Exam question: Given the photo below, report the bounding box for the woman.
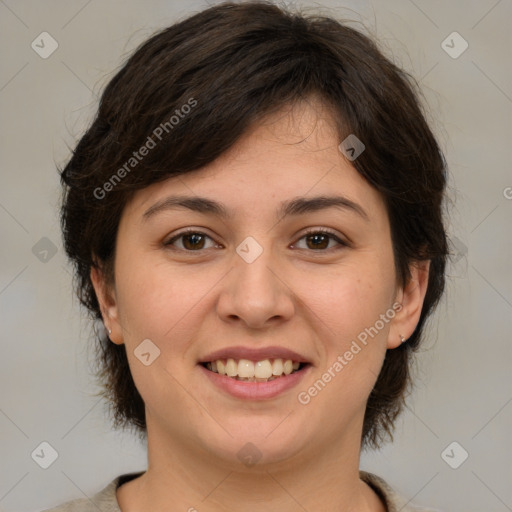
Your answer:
[47,1,447,510]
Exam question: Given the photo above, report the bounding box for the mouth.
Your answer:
[201,358,308,382]
[198,346,312,400]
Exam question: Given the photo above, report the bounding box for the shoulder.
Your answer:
[40,472,144,512]
[360,471,443,512]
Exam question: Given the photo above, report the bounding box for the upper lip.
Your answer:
[199,346,310,364]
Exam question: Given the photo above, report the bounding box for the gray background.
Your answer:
[0,1,511,511]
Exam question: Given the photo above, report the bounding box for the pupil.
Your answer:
[184,233,204,250]
[308,234,328,250]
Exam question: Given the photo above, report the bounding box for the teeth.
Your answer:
[272,359,283,375]
[238,359,254,378]
[225,358,238,377]
[205,358,302,380]
[255,360,273,379]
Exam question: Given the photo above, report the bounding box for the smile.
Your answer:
[202,358,304,382]
[199,359,311,400]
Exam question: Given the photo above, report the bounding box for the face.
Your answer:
[92,99,428,470]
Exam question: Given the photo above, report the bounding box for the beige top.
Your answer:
[41,471,439,511]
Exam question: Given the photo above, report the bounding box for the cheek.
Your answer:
[294,256,395,345]
[292,256,394,406]
[112,255,213,419]
[114,252,222,355]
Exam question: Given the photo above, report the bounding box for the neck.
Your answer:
[117,419,385,512]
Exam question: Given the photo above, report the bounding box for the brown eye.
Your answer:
[293,229,347,251]
[165,230,217,251]
[305,233,330,250]
[181,233,206,250]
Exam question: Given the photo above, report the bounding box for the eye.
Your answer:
[164,229,219,251]
[292,228,348,251]
[164,227,348,253]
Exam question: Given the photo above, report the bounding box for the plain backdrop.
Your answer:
[0,1,511,511]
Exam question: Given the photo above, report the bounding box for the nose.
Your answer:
[216,242,295,329]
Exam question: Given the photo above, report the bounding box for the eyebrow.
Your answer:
[142,194,370,222]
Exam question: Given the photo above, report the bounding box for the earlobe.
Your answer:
[387,260,430,349]
[90,265,123,345]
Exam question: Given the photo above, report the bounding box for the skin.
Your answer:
[91,98,430,512]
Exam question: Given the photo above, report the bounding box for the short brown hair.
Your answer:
[60,1,448,449]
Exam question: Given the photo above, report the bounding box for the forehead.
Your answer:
[124,100,386,222]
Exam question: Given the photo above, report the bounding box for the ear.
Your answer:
[90,265,124,345]
[387,260,430,349]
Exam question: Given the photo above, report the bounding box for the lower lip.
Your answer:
[199,364,310,400]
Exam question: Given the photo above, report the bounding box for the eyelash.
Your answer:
[164,227,348,253]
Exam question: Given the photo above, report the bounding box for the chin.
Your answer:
[196,417,311,470]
